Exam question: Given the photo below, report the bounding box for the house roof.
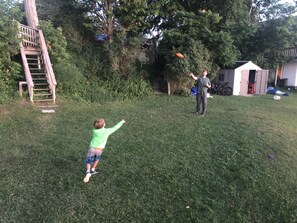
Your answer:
[222,61,262,70]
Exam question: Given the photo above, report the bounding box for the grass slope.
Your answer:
[1,94,297,222]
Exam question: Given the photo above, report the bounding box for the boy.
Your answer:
[189,69,211,116]
[83,118,126,183]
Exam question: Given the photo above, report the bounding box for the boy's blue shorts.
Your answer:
[84,148,103,165]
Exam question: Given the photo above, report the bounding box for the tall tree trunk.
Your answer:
[106,0,114,43]
[24,0,39,29]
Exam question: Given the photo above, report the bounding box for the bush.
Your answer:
[85,82,110,103]
[54,60,152,102]
[38,20,70,63]
[53,60,88,101]
[104,73,152,100]
[0,1,22,103]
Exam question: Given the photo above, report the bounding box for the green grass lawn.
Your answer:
[1,94,297,222]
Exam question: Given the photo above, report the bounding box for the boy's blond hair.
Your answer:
[94,118,105,129]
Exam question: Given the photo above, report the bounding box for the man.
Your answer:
[189,69,211,116]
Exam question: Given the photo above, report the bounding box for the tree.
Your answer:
[158,0,297,73]
[0,0,22,102]
[25,0,297,90]
[78,0,118,43]
[24,0,39,28]
[157,1,242,77]
[243,16,297,68]
[240,0,297,68]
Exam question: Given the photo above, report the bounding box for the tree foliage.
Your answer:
[36,0,297,72]
[157,0,297,77]
[1,0,297,101]
[243,16,297,68]
[0,0,22,103]
[158,2,241,87]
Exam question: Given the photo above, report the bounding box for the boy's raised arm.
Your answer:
[107,120,126,135]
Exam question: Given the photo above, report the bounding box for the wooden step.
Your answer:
[34,101,57,110]
[24,51,42,55]
[151,78,165,95]
[32,74,47,77]
[32,78,47,80]
[34,88,50,91]
[35,104,58,108]
[34,93,52,96]
[26,55,43,61]
[26,57,41,60]
[24,46,40,51]
[33,82,48,86]
[31,73,46,76]
[30,68,45,71]
[33,85,50,91]
[34,99,54,103]
[28,61,44,64]
[35,102,57,112]
[27,59,43,62]
[29,64,44,67]
[33,82,49,86]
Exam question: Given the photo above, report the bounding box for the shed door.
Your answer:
[255,70,269,94]
[240,70,249,96]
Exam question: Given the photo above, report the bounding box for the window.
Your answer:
[218,73,224,82]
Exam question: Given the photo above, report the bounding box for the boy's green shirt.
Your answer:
[89,120,125,149]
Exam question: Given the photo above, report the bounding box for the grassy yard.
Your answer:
[1,94,297,222]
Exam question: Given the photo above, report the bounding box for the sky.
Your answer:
[279,0,296,4]
[279,0,297,15]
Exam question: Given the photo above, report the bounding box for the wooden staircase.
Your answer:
[151,77,166,95]
[19,24,57,110]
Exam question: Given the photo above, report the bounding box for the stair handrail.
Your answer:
[19,42,34,102]
[18,24,35,102]
[18,24,39,48]
[38,29,57,102]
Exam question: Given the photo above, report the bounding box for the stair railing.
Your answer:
[38,30,57,102]
[19,42,34,102]
[19,24,39,48]
[18,24,39,102]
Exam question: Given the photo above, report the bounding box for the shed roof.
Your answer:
[222,61,262,70]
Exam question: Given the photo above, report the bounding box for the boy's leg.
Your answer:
[86,163,91,173]
[92,160,100,170]
[91,157,100,174]
[84,167,92,183]
[84,158,92,183]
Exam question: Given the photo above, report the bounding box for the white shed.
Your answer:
[217,61,269,96]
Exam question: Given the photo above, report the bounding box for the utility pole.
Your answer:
[24,0,39,29]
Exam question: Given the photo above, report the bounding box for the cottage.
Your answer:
[216,61,269,96]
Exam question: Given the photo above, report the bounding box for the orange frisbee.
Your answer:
[175,52,184,59]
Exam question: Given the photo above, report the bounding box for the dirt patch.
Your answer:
[0,107,12,119]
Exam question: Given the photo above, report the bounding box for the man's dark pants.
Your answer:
[196,92,207,114]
